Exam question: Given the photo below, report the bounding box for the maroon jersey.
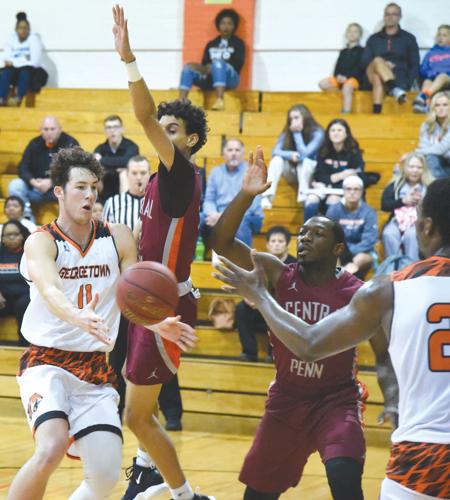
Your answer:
[139,146,201,282]
[271,263,363,394]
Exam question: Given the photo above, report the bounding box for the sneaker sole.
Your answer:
[134,482,169,499]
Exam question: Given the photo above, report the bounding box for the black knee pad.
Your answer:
[325,457,364,500]
[243,486,280,500]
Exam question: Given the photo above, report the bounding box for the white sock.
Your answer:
[170,480,194,499]
[136,448,155,468]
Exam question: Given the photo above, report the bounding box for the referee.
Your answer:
[106,155,184,430]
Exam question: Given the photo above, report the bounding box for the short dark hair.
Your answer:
[104,114,123,125]
[266,225,291,244]
[422,177,450,245]
[16,12,30,29]
[157,99,208,155]
[127,155,150,169]
[1,220,31,245]
[50,146,104,188]
[5,195,25,211]
[385,2,402,16]
[215,8,240,31]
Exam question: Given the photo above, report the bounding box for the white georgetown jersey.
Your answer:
[389,256,450,445]
[20,220,121,352]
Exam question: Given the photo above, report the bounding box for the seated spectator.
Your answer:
[236,225,296,362]
[8,116,79,219]
[2,196,36,233]
[0,220,31,346]
[94,115,139,201]
[103,155,150,230]
[381,153,433,261]
[261,104,324,209]
[326,175,378,278]
[416,91,450,178]
[92,201,104,221]
[0,12,44,106]
[318,23,364,113]
[362,2,419,113]
[304,118,365,220]
[179,9,244,111]
[413,25,450,113]
[201,139,263,257]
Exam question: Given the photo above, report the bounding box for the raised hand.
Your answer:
[74,293,111,345]
[112,5,134,63]
[149,316,198,352]
[242,146,271,196]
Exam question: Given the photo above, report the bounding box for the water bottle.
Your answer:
[195,237,205,261]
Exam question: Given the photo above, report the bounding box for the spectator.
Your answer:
[261,104,324,209]
[381,153,433,261]
[326,175,378,278]
[416,91,450,178]
[362,2,419,113]
[413,25,450,113]
[304,118,365,220]
[94,114,139,201]
[0,12,43,106]
[8,116,78,219]
[2,196,36,233]
[92,201,104,221]
[0,220,31,346]
[201,139,263,256]
[103,155,150,229]
[236,225,296,362]
[179,8,245,111]
[318,23,364,113]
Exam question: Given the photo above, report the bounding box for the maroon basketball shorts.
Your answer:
[125,292,197,386]
[240,381,366,494]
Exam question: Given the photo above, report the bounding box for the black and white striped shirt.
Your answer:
[102,191,144,231]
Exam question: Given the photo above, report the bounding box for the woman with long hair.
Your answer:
[0,220,31,345]
[261,104,324,209]
[416,91,450,178]
[381,152,434,261]
[304,118,365,219]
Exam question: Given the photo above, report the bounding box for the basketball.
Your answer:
[116,261,179,325]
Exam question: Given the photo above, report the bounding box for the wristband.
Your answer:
[125,59,141,83]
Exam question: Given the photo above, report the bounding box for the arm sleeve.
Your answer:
[313,159,331,185]
[419,51,432,80]
[381,183,403,212]
[202,169,219,215]
[351,149,365,172]
[231,37,245,73]
[334,50,344,76]
[350,208,378,254]
[18,143,34,185]
[361,39,374,69]
[272,134,295,160]
[201,41,212,66]
[418,128,450,156]
[406,35,420,88]
[296,128,324,160]
[29,34,43,67]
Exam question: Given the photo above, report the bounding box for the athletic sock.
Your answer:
[136,448,155,468]
[169,480,194,499]
[373,104,382,114]
[385,79,395,92]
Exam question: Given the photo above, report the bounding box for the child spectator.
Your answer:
[318,23,364,113]
[304,119,365,220]
[0,12,44,106]
[381,153,433,262]
[0,220,31,345]
[413,25,450,113]
[261,104,324,209]
[2,196,36,233]
[326,175,378,279]
[179,9,245,111]
[416,91,450,178]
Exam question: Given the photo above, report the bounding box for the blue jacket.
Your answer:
[272,128,324,161]
[326,201,378,254]
[419,44,450,80]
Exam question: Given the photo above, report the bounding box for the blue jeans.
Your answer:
[200,212,262,248]
[0,67,32,100]
[179,60,240,90]
[425,154,450,178]
[8,178,56,206]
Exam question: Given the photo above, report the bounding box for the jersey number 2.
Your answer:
[427,303,450,372]
[77,284,92,309]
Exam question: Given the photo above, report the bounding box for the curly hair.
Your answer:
[50,146,103,188]
[422,177,450,245]
[319,118,361,159]
[157,99,209,155]
[215,8,240,32]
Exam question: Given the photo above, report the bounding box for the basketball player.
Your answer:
[214,161,450,499]
[7,146,196,500]
[210,148,398,499]
[112,6,214,500]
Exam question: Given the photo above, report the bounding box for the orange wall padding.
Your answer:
[182,0,256,89]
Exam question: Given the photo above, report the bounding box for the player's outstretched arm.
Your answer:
[149,316,198,352]
[112,5,175,169]
[214,252,393,360]
[24,232,110,344]
[211,147,283,284]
